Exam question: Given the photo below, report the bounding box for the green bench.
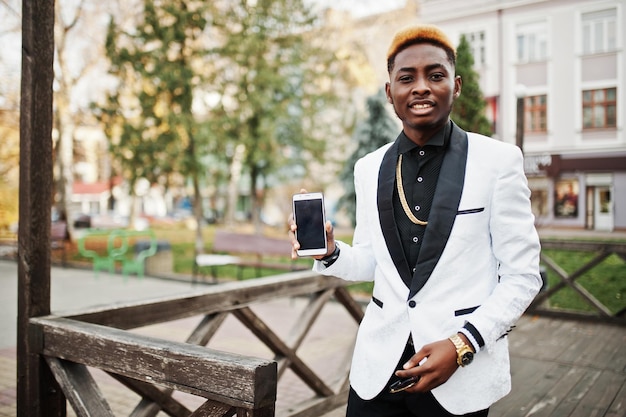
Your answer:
[78,229,157,278]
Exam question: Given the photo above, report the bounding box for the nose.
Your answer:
[412,75,430,95]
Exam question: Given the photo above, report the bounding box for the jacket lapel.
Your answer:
[377,139,413,287]
[409,123,468,298]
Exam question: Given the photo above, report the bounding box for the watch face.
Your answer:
[461,351,474,366]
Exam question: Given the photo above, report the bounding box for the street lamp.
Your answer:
[515,84,527,153]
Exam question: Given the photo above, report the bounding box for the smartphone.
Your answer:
[292,192,328,257]
[389,357,427,393]
[389,376,419,394]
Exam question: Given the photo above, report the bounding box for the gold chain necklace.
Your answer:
[396,154,428,226]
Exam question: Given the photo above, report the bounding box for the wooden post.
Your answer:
[17,1,65,416]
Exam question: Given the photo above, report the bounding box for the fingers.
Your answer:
[287,214,299,259]
[325,220,335,251]
[395,339,459,393]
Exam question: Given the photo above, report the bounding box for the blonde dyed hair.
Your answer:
[386,24,457,72]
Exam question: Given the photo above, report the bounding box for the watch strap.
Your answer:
[320,245,340,267]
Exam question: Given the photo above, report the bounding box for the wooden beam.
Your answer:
[17,0,62,416]
[233,307,333,397]
[46,358,115,417]
[31,317,277,409]
[64,272,348,329]
[109,373,191,416]
[126,312,230,417]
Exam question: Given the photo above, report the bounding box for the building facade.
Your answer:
[416,0,625,231]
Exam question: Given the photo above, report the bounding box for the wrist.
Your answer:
[319,244,340,267]
[449,333,474,367]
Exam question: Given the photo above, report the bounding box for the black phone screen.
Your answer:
[294,198,326,250]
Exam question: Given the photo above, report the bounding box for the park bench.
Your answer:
[193,230,308,282]
[50,221,69,267]
[78,229,127,276]
[77,229,158,278]
[116,229,158,278]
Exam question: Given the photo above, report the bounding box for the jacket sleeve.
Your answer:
[313,156,377,282]
[466,144,542,352]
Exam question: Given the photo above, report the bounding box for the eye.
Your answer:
[430,73,445,81]
[398,75,413,83]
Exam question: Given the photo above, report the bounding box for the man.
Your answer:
[290,24,541,417]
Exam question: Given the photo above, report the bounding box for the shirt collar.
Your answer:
[397,120,451,155]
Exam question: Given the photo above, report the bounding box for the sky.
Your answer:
[310,0,406,17]
[0,0,408,106]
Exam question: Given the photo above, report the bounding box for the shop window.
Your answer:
[582,87,617,129]
[524,95,547,133]
[582,8,617,55]
[554,179,579,218]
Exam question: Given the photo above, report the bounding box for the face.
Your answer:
[385,43,461,145]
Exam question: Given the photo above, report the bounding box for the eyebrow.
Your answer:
[396,63,448,74]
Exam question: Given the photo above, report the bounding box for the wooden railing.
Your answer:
[529,239,626,325]
[31,271,363,416]
[29,240,624,415]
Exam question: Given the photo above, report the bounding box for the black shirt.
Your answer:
[392,121,451,273]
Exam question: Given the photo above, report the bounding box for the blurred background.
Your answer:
[1,0,624,243]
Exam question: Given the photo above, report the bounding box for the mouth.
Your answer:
[409,101,434,111]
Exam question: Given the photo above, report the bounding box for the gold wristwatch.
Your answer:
[449,334,474,367]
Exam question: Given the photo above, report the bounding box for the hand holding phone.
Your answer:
[292,192,328,257]
[389,357,427,393]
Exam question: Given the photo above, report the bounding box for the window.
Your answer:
[524,95,547,132]
[582,8,617,55]
[463,30,486,66]
[582,88,617,129]
[516,21,547,63]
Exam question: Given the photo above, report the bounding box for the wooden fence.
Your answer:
[30,271,363,416]
[22,239,626,416]
[529,239,626,325]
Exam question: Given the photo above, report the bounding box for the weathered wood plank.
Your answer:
[17,0,61,415]
[45,357,115,417]
[64,272,347,329]
[491,314,626,417]
[275,291,333,379]
[548,368,603,417]
[492,357,564,416]
[234,307,334,397]
[187,312,230,346]
[126,312,230,417]
[605,381,626,417]
[31,317,277,409]
[188,400,233,417]
[559,322,622,368]
[567,370,625,417]
[110,373,191,417]
[333,287,365,324]
[279,389,348,417]
[540,240,626,254]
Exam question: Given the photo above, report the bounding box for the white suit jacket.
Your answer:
[314,122,542,415]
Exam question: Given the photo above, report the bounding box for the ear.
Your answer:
[385,82,393,103]
[453,75,462,99]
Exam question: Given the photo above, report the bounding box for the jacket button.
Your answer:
[408,300,416,308]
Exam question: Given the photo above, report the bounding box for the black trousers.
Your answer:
[346,340,489,417]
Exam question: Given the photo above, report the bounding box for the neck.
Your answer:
[403,119,450,147]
